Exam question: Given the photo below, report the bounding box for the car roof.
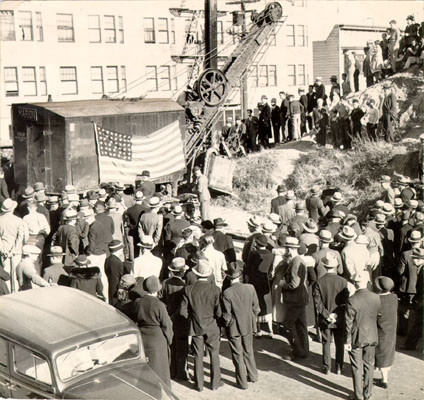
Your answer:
[0,287,137,353]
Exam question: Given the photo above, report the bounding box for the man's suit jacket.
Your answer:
[222,282,260,337]
[139,181,156,199]
[271,195,286,214]
[164,218,190,245]
[0,178,9,206]
[271,105,281,126]
[398,249,419,294]
[280,99,289,122]
[259,103,271,128]
[161,276,189,334]
[382,92,397,118]
[95,212,114,245]
[105,254,124,305]
[87,220,107,255]
[245,116,259,139]
[306,196,326,223]
[281,255,309,306]
[180,280,222,336]
[345,288,382,348]
[125,203,148,232]
[138,210,163,245]
[213,230,236,263]
[52,224,80,266]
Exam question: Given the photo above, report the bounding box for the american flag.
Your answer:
[93,120,185,184]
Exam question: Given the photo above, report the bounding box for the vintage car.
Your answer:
[0,286,178,399]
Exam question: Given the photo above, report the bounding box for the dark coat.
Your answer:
[280,98,289,122]
[52,224,80,266]
[281,255,309,306]
[104,254,124,305]
[0,178,9,206]
[271,105,281,126]
[69,267,105,299]
[306,196,326,223]
[313,272,348,329]
[242,232,262,264]
[398,249,419,293]
[382,92,397,118]
[185,270,215,285]
[259,103,272,128]
[164,218,190,245]
[213,230,236,263]
[42,263,69,285]
[95,213,114,246]
[161,276,189,335]
[271,195,286,215]
[180,280,222,336]
[376,293,398,368]
[139,181,156,199]
[245,116,259,140]
[125,203,148,234]
[345,288,382,348]
[0,263,10,296]
[222,282,260,337]
[87,220,107,255]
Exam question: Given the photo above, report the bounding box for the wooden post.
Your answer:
[204,0,218,70]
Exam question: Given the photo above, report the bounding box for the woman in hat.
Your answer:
[374,276,398,389]
[69,256,105,301]
[133,275,173,387]
[115,274,137,316]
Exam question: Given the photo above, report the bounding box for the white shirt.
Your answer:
[202,246,227,287]
[23,211,50,236]
[133,251,162,279]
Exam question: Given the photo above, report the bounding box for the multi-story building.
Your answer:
[0,0,312,146]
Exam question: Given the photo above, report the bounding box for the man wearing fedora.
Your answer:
[213,218,236,263]
[324,210,344,238]
[313,253,349,375]
[330,192,349,217]
[278,190,296,228]
[138,197,163,247]
[161,257,190,381]
[104,240,126,306]
[137,170,156,199]
[42,246,68,285]
[222,261,260,390]
[289,201,309,238]
[16,186,35,218]
[106,198,124,243]
[180,260,224,392]
[164,205,190,247]
[279,237,309,360]
[340,226,368,283]
[313,230,343,278]
[53,208,80,268]
[398,176,415,204]
[299,218,320,255]
[271,184,286,215]
[345,273,382,400]
[134,236,162,279]
[381,82,397,142]
[0,198,26,292]
[380,175,395,205]
[193,166,211,222]
[242,216,263,264]
[16,245,51,291]
[306,185,326,223]
[200,234,227,288]
[94,201,114,251]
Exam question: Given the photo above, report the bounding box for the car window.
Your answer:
[56,333,140,381]
[0,337,8,370]
[13,344,52,386]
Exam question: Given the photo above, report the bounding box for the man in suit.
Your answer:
[180,260,224,392]
[258,95,272,149]
[314,77,326,104]
[164,205,190,246]
[345,273,382,400]
[306,185,326,223]
[313,253,349,375]
[94,201,114,253]
[279,91,289,142]
[381,82,397,142]
[380,175,395,205]
[136,170,156,199]
[104,240,126,306]
[271,184,286,214]
[212,218,236,263]
[280,237,310,360]
[222,261,260,389]
[138,197,163,247]
[244,109,259,153]
[270,98,281,145]
[193,166,211,222]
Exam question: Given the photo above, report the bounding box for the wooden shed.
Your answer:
[11,99,186,192]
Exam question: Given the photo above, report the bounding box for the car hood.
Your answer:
[62,362,177,400]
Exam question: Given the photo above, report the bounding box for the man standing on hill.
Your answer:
[193,166,211,222]
[381,82,398,142]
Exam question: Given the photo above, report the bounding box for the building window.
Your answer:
[91,66,104,94]
[297,64,306,86]
[287,64,296,86]
[269,65,277,86]
[172,65,178,91]
[18,11,33,41]
[170,18,175,44]
[105,66,119,93]
[22,67,37,96]
[144,17,155,43]
[217,20,224,44]
[0,11,15,41]
[146,65,158,91]
[104,15,116,43]
[35,12,43,41]
[159,65,171,91]
[118,16,124,43]
[88,15,101,43]
[57,14,74,42]
[120,66,127,92]
[297,25,307,47]
[267,32,276,46]
[286,24,295,47]
[39,66,47,96]
[60,66,78,94]
[158,18,169,44]
[258,65,268,87]
[4,67,19,96]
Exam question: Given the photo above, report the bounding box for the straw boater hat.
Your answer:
[375,276,394,293]
[68,193,79,203]
[375,200,384,209]
[192,259,213,277]
[120,274,136,290]
[381,203,394,215]
[65,184,76,194]
[1,198,17,213]
[106,197,117,209]
[262,221,275,234]
[98,188,107,200]
[149,197,160,208]
[134,191,144,201]
[47,246,65,257]
[74,255,90,267]
[47,196,59,205]
[114,182,125,191]
[311,185,320,195]
[319,230,333,243]
[331,192,343,203]
[282,237,300,248]
[339,226,357,241]
[83,208,95,218]
[108,240,124,252]
[226,260,244,279]
[34,182,45,192]
[321,253,338,269]
[22,245,41,255]
[302,218,318,234]
[63,208,78,220]
[22,186,35,199]
[409,199,418,209]
[296,201,306,211]
[408,230,422,243]
[138,236,154,249]
[168,257,189,273]
[143,276,162,293]
[375,214,386,226]
[398,176,411,185]
[268,213,281,225]
[172,205,183,216]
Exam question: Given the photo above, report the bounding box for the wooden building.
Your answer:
[313,24,387,88]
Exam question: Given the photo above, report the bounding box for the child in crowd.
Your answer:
[365,99,379,141]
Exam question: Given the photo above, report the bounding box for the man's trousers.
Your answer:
[348,344,375,400]
[228,333,258,388]
[321,327,344,370]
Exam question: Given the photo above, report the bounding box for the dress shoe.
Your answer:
[335,365,343,375]
[212,380,225,390]
[237,383,248,390]
[282,354,295,361]
[247,377,258,383]
[195,386,203,392]
[374,379,388,389]
[347,394,363,400]
[321,367,329,375]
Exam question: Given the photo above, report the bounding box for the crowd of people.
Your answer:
[0,158,422,399]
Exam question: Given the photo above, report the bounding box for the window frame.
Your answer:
[268,65,277,87]
[120,65,127,92]
[18,10,33,41]
[59,66,78,95]
[103,15,116,44]
[0,10,16,41]
[159,65,171,91]
[4,67,19,97]
[0,337,8,371]
[170,18,175,44]
[35,12,43,41]
[143,17,155,44]
[39,66,47,96]
[88,14,101,43]
[105,65,119,94]
[287,64,296,86]
[57,13,75,43]
[118,16,124,44]
[90,66,104,94]
[286,24,295,47]
[217,20,224,45]
[21,66,37,96]
[146,65,158,92]
[297,64,306,86]
[297,25,306,47]
[157,17,169,44]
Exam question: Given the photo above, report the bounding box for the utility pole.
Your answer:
[204,0,218,69]
[227,0,259,118]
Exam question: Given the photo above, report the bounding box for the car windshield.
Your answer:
[56,333,140,381]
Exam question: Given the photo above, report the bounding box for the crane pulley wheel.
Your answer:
[265,2,283,23]
[196,69,227,107]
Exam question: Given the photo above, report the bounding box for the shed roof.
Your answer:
[26,98,183,118]
[0,287,135,351]
[336,24,388,32]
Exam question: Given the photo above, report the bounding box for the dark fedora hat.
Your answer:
[226,260,244,279]
[375,276,394,293]
[213,218,228,228]
[142,276,162,294]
